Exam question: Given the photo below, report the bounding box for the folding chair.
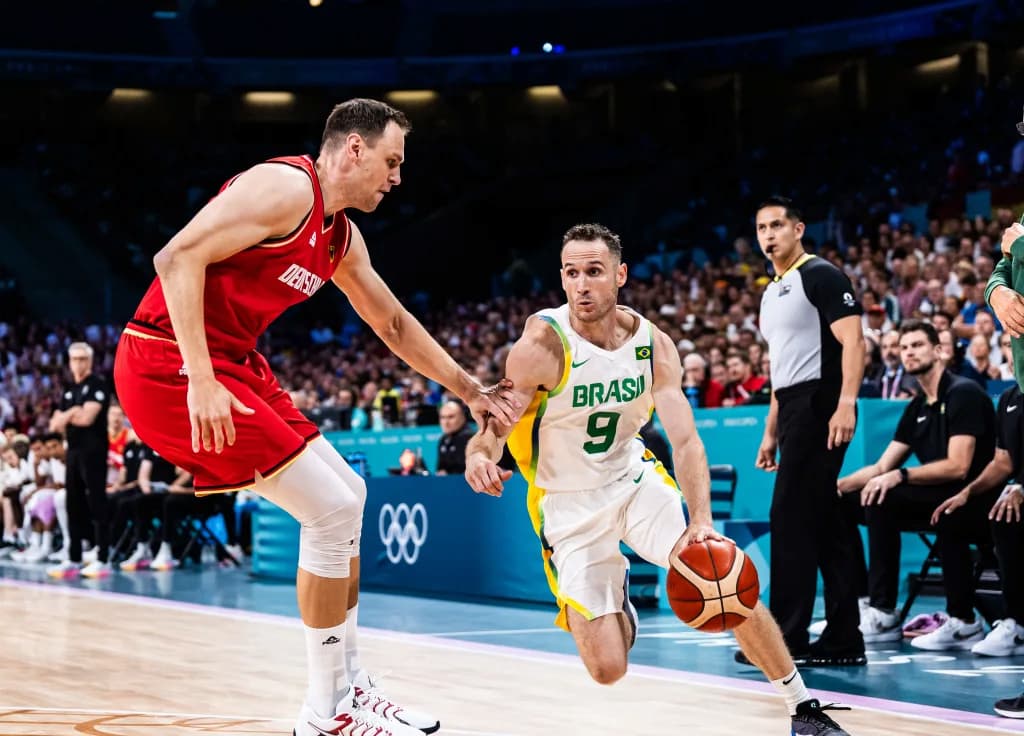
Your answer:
[176,509,242,567]
[709,464,738,521]
[898,527,1003,626]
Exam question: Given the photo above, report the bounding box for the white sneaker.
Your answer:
[47,547,69,563]
[83,547,98,564]
[972,619,1024,657]
[81,560,112,579]
[222,543,245,565]
[120,544,152,572]
[911,616,984,651]
[20,544,50,563]
[808,619,828,636]
[150,543,178,571]
[11,543,40,563]
[353,669,440,734]
[294,688,423,736]
[859,606,902,643]
[46,560,82,580]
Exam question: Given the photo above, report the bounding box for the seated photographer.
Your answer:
[838,320,996,647]
[930,382,1024,656]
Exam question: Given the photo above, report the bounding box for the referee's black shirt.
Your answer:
[759,255,861,391]
[59,373,110,452]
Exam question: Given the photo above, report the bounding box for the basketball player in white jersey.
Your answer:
[465,224,852,735]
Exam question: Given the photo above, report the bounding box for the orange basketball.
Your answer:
[666,538,760,632]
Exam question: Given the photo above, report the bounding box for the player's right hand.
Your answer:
[187,376,255,454]
[1000,222,1024,257]
[754,437,778,472]
[990,285,1024,338]
[465,454,512,497]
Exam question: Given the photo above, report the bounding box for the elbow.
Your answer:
[952,463,970,481]
[153,237,192,277]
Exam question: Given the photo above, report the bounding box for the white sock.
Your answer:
[304,621,349,719]
[771,668,811,716]
[41,531,53,553]
[55,491,69,543]
[29,531,41,549]
[345,604,361,676]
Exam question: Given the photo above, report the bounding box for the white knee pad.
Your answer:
[298,507,359,579]
[307,436,367,552]
[254,448,362,579]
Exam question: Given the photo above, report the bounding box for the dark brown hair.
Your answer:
[321,98,412,151]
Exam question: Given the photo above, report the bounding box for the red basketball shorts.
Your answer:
[114,327,319,493]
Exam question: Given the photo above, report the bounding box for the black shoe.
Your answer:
[995,692,1024,719]
[734,649,865,668]
[791,699,851,735]
[800,641,867,667]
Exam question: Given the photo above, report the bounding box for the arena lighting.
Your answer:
[243,91,296,105]
[915,54,960,74]
[309,0,323,6]
[542,42,553,53]
[527,85,565,101]
[386,90,439,104]
[109,88,153,102]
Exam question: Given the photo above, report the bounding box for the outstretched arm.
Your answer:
[649,328,723,545]
[465,316,561,496]
[333,222,518,426]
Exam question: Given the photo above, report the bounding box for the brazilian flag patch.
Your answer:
[635,345,652,360]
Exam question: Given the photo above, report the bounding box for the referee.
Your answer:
[750,196,867,666]
[47,341,110,578]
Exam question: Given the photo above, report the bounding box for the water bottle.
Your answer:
[684,385,700,409]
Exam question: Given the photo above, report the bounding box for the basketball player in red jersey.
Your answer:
[112,99,519,736]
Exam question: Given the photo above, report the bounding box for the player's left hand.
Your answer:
[465,452,513,497]
[861,469,900,506]
[679,519,727,546]
[990,484,1024,523]
[827,400,856,450]
[466,377,520,428]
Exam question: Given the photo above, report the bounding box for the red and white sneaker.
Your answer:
[353,670,440,734]
[46,561,82,580]
[293,688,423,736]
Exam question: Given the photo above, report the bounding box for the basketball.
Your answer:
[666,538,760,632]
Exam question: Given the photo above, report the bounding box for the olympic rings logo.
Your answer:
[378,502,428,565]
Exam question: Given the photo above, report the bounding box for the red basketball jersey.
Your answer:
[129,155,351,360]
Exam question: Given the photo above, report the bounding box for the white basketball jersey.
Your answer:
[508,304,655,491]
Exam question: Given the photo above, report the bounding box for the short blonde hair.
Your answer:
[68,342,94,359]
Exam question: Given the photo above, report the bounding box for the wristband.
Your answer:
[899,467,909,484]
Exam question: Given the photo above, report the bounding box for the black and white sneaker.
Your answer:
[995,692,1024,719]
[791,699,851,735]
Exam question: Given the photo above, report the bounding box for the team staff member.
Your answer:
[984,216,1024,718]
[47,342,111,578]
[931,383,1024,658]
[838,320,996,647]
[751,196,867,666]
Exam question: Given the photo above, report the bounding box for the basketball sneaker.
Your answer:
[909,616,983,651]
[994,692,1024,719]
[150,542,178,571]
[294,687,423,736]
[81,560,112,579]
[791,699,851,735]
[352,669,440,734]
[858,606,901,643]
[46,560,81,580]
[120,543,152,572]
[971,618,1024,657]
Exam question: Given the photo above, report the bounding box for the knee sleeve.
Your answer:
[254,448,362,579]
[306,436,367,552]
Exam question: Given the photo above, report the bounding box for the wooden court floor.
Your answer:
[2,581,1023,736]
